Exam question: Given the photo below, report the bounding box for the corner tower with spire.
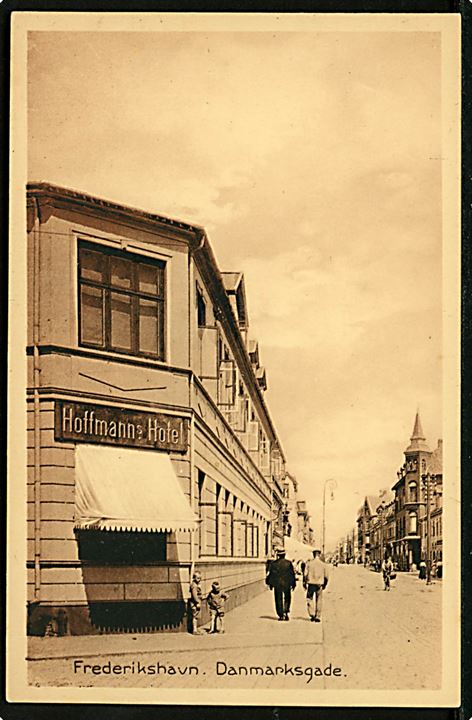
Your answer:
[391,411,433,570]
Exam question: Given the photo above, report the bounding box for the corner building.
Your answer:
[26,183,286,635]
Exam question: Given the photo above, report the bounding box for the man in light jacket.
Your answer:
[303,549,329,622]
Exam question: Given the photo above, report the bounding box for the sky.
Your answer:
[27,26,444,550]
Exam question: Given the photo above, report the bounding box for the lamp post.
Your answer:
[421,459,436,586]
[378,501,387,565]
[322,478,337,559]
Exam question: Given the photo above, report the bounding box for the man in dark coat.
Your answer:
[266,548,297,621]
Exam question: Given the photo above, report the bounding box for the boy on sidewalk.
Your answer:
[189,571,204,635]
[206,581,228,633]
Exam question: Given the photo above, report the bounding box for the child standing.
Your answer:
[207,581,228,634]
[189,571,204,635]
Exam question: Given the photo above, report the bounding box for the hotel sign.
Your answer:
[55,401,189,453]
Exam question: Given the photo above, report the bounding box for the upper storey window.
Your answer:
[196,285,207,328]
[79,242,166,360]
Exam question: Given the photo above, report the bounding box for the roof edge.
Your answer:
[27,181,203,239]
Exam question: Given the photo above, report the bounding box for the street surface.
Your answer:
[28,564,441,690]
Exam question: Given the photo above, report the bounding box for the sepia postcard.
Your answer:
[7,11,461,709]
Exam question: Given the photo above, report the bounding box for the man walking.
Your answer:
[304,548,329,622]
[266,548,297,621]
[381,555,393,591]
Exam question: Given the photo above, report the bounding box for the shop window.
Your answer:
[264,522,269,556]
[233,519,247,557]
[198,470,217,556]
[253,524,259,557]
[246,523,254,557]
[79,241,165,359]
[217,487,233,556]
[76,530,166,564]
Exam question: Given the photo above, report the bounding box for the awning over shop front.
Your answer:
[75,444,198,533]
[284,535,315,561]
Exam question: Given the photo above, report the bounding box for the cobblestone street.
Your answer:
[28,565,442,690]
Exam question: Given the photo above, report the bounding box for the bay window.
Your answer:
[79,241,165,359]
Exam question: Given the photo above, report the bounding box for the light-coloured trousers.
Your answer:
[306,583,323,619]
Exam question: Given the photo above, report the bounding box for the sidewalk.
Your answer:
[28,582,322,661]
[27,565,441,690]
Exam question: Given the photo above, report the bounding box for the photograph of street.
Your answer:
[28,563,441,690]
[8,11,460,706]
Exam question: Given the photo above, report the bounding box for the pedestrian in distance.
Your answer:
[189,570,204,635]
[207,581,228,634]
[381,555,393,591]
[266,548,297,621]
[303,548,329,622]
[419,560,427,580]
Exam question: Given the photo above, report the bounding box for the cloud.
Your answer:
[242,240,440,356]
[26,29,446,550]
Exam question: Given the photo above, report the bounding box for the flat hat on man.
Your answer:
[276,549,286,556]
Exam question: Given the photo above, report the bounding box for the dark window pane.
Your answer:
[157,301,165,357]
[80,249,105,283]
[79,243,166,359]
[80,285,104,345]
[197,289,206,327]
[76,530,166,564]
[111,257,133,290]
[139,299,158,354]
[111,292,132,350]
[138,263,162,296]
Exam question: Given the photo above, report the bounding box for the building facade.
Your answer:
[356,496,379,565]
[391,413,442,572]
[26,183,290,635]
[353,413,443,575]
[419,439,443,573]
[369,491,395,568]
[295,501,315,545]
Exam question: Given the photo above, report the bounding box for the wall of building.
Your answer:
[26,187,278,635]
[28,205,193,366]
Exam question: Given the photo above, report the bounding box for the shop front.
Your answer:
[28,399,198,635]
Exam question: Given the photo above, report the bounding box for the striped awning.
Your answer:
[74,444,198,533]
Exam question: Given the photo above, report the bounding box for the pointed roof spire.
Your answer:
[411,411,425,441]
[405,410,430,453]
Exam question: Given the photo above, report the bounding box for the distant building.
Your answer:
[419,439,443,571]
[345,528,357,563]
[356,495,379,565]
[370,491,395,567]
[282,472,298,539]
[391,413,442,572]
[296,500,314,545]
